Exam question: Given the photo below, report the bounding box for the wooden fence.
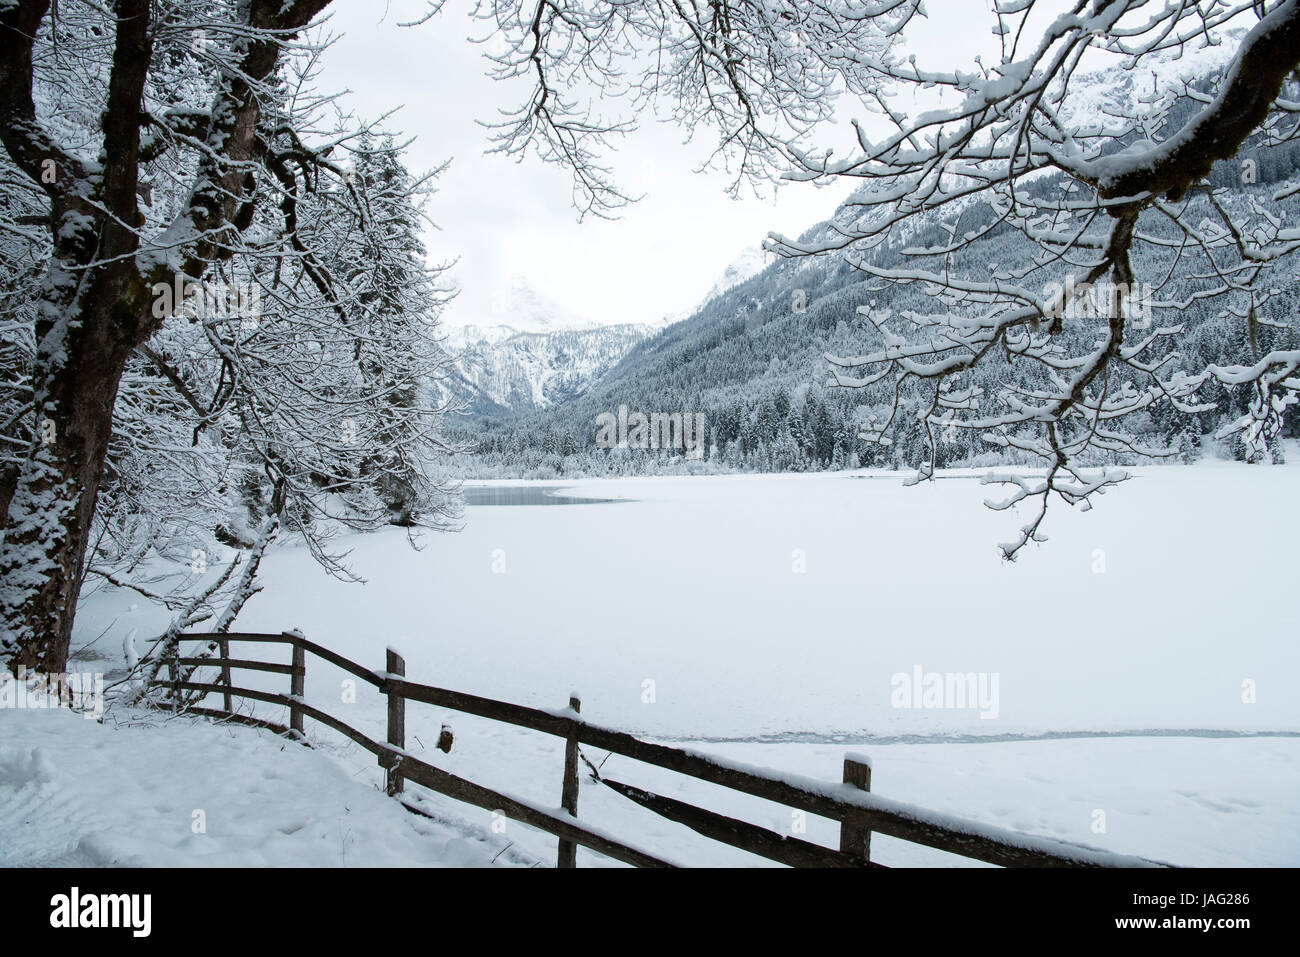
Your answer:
[162,631,1171,869]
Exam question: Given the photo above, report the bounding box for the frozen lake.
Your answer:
[235,467,1299,739]
[73,464,1300,865]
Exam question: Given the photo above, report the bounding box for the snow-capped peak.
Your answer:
[448,278,602,346]
[698,244,776,307]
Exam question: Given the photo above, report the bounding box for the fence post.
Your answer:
[557,693,581,868]
[289,637,305,739]
[840,754,872,863]
[385,648,406,796]
[218,636,232,714]
[168,647,180,713]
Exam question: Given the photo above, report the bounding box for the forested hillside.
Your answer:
[451,119,1300,479]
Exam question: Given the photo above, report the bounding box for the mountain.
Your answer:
[444,277,604,345]
[451,62,1300,477]
[440,322,660,417]
[436,259,767,419]
[698,245,776,307]
[437,278,670,417]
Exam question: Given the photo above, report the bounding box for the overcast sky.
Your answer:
[314,0,997,328]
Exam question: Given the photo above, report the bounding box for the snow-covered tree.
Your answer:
[0,2,458,674]
[776,2,1300,557]
[488,0,1300,556]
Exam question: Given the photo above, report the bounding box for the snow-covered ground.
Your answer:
[23,461,1300,867]
[0,704,517,867]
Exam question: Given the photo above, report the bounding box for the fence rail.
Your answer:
[160,631,1171,869]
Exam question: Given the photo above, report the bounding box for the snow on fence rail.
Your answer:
[161,631,1172,869]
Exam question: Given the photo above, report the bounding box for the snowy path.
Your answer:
[5,702,1294,868]
[0,706,520,868]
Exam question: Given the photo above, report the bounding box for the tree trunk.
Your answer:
[0,271,143,674]
[0,0,330,675]
[0,0,157,676]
